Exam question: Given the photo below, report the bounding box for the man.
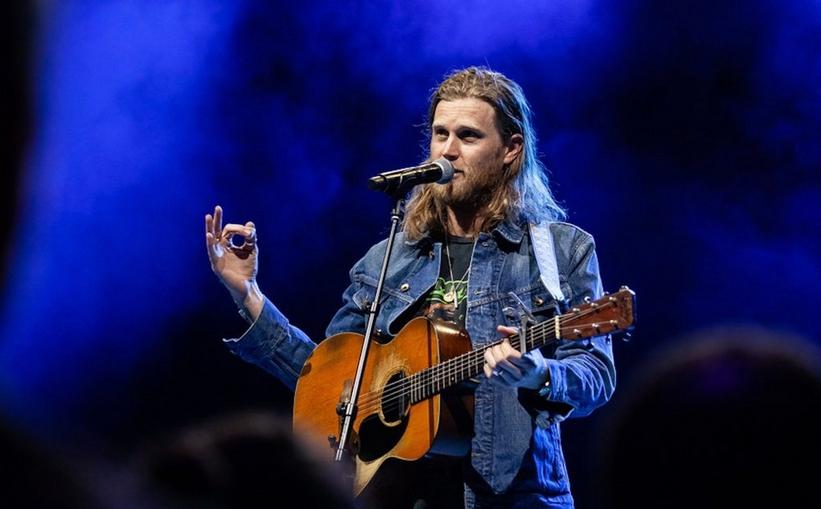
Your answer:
[205,67,616,508]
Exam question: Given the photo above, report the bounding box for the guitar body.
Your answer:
[293,317,474,497]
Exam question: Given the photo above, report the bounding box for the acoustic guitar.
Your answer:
[293,286,636,496]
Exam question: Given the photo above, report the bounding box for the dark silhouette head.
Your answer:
[0,418,96,508]
[596,326,821,508]
[131,410,354,509]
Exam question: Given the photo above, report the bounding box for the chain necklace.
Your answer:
[442,237,474,304]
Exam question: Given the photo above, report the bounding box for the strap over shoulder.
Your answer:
[529,222,566,304]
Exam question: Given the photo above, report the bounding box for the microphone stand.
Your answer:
[335,192,405,463]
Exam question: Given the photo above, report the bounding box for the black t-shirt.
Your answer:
[419,235,476,328]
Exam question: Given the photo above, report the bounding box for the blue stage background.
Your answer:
[1,0,818,506]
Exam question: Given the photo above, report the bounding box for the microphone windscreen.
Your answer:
[432,158,454,183]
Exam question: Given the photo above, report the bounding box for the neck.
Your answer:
[445,206,485,238]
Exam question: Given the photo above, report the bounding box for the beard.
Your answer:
[430,158,507,211]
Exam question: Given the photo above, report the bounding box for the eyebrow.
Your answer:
[431,123,485,134]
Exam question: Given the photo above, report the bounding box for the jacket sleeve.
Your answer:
[222,298,317,391]
[521,230,617,426]
[223,259,370,391]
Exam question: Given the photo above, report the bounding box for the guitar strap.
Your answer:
[529,222,566,304]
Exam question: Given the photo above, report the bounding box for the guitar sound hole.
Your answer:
[381,371,409,424]
[358,413,408,462]
[355,371,411,463]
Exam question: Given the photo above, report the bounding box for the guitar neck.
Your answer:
[404,288,635,404]
[405,321,557,404]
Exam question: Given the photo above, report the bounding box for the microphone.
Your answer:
[367,158,454,193]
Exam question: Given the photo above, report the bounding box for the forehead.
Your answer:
[432,98,497,130]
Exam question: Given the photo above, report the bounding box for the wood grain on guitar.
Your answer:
[293,287,636,496]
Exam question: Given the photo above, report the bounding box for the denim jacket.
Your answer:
[224,219,616,508]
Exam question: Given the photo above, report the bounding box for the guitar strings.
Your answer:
[355,332,526,415]
[355,302,615,414]
[355,308,600,415]
[353,302,618,415]
[362,298,620,413]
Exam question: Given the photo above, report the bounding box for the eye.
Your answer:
[460,130,479,142]
[432,128,448,140]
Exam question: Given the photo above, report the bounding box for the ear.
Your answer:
[503,133,524,165]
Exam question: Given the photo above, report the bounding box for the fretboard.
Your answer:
[405,319,559,404]
[395,288,634,405]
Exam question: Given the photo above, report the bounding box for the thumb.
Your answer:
[497,325,518,337]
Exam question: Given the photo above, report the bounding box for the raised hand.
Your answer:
[205,205,264,319]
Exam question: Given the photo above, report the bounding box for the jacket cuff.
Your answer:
[518,359,575,428]
[222,298,294,367]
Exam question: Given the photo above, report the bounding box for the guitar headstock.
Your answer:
[559,286,636,339]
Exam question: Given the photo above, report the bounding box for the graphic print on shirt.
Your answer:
[420,237,475,327]
[423,276,469,323]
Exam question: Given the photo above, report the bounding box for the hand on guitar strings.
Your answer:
[482,325,550,390]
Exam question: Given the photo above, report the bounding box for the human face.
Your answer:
[429,98,521,209]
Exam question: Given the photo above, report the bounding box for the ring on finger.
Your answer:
[226,233,254,251]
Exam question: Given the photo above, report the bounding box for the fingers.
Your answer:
[497,338,522,360]
[206,206,256,248]
[483,339,523,384]
[220,223,255,241]
[243,221,257,248]
[483,325,547,387]
[206,206,257,255]
[214,205,223,237]
[205,205,224,243]
[205,212,220,262]
[483,339,521,369]
[220,223,257,255]
[483,362,493,379]
[497,325,518,336]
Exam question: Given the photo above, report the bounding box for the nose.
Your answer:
[440,135,459,161]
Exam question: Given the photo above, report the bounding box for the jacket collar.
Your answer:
[403,215,526,247]
[492,216,527,245]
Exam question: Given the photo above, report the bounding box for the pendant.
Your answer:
[443,291,455,303]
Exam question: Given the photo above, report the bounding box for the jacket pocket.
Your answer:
[501,279,572,327]
[350,281,409,340]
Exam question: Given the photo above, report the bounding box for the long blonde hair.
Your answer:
[403,67,566,240]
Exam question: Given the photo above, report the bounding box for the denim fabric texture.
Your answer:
[224,218,616,508]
